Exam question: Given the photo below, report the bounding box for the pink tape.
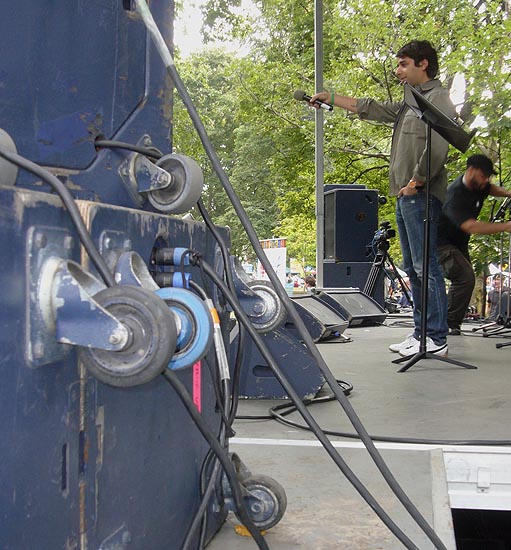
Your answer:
[192,361,202,413]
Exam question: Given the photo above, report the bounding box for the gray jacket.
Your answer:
[357,80,456,202]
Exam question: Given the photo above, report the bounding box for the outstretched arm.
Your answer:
[309,91,359,113]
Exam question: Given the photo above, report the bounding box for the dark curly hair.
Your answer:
[396,40,439,79]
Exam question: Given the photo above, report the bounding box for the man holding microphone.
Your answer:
[310,40,455,357]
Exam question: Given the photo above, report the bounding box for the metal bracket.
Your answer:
[230,256,285,331]
[133,154,173,194]
[48,259,129,350]
[114,250,159,291]
[99,229,134,274]
[26,226,76,366]
[477,467,491,493]
[230,256,264,314]
[118,134,172,205]
[27,226,129,366]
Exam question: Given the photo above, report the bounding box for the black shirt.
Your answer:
[437,175,490,257]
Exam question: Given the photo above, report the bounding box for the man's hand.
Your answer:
[309,91,330,108]
[398,180,422,197]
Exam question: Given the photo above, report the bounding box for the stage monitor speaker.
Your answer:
[230,325,324,399]
[324,186,378,263]
[322,261,385,307]
[288,294,349,342]
[315,288,387,327]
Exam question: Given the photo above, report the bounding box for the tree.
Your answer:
[172,50,283,259]
[174,0,511,278]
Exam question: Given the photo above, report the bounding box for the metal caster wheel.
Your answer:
[78,285,177,387]
[155,287,213,370]
[147,154,204,214]
[247,280,286,333]
[239,474,287,530]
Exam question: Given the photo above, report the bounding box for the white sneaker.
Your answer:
[389,334,417,353]
[398,336,448,357]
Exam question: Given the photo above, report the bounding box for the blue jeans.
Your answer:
[396,194,448,345]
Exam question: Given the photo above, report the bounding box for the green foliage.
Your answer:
[173,0,511,273]
[279,214,317,268]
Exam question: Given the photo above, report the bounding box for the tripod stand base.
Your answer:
[392,351,478,372]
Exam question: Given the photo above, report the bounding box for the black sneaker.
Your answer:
[448,327,461,336]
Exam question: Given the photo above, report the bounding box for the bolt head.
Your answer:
[252,303,265,315]
[109,332,122,345]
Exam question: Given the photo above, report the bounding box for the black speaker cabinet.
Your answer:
[324,186,378,263]
[322,261,385,307]
[230,326,324,399]
[288,294,349,342]
[315,288,387,327]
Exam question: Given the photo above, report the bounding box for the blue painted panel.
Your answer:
[0,1,146,168]
[0,1,175,210]
[0,186,229,549]
[0,187,82,549]
[80,201,228,548]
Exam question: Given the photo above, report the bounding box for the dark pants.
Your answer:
[437,243,475,330]
[396,195,448,344]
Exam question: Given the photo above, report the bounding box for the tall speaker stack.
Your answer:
[323,185,383,302]
[322,184,386,323]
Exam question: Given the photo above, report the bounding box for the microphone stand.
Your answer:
[392,84,477,372]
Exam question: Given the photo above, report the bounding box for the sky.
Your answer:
[174,0,253,58]
[174,2,204,57]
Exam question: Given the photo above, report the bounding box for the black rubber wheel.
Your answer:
[239,474,287,530]
[246,280,286,333]
[78,285,177,387]
[147,154,203,214]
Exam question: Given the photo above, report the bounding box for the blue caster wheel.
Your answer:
[155,287,213,370]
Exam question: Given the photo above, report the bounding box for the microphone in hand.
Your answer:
[293,89,333,111]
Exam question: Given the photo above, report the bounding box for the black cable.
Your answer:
[204,357,232,434]
[235,380,353,421]
[197,198,236,294]
[196,258,421,550]
[162,369,268,550]
[179,248,193,290]
[94,138,163,160]
[162,51,446,545]
[228,323,246,426]
[269,403,511,446]
[200,379,232,549]
[185,280,236,548]
[0,145,115,287]
[243,377,511,446]
[188,280,233,433]
[189,279,208,300]
[157,56,446,550]
[196,198,249,426]
[198,450,222,549]
[182,377,231,550]
[136,6,447,547]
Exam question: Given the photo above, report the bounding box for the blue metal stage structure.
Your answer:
[0,2,229,548]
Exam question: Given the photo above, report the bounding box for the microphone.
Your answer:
[293,89,333,111]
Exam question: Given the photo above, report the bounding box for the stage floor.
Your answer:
[207,314,511,549]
